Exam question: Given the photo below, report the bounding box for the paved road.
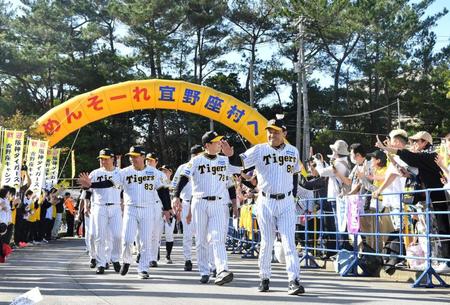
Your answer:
[0,237,449,305]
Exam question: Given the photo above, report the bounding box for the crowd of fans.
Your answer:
[233,129,450,275]
[1,129,449,278]
[0,175,81,263]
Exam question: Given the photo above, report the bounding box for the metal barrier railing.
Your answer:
[226,187,450,288]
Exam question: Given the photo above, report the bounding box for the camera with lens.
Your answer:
[308,153,322,162]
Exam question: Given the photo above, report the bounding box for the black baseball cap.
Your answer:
[97,148,114,159]
[367,150,387,162]
[126,146,146,157]
[190,144,203,155]
[145,152,158,161]
[202,131,223,145]
[265,118,286,131]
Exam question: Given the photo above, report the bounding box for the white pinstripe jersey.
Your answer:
[183,154,232,198]
[111,165,164,207]
[89,167,122,205]
[172,163,192,201]
[240,143,300,194]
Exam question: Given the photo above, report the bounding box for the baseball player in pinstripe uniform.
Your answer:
[172,144,203,271]
[235,116,305,295]
[87,149,123,274]
[172,131,238,285]
[78,146,171,279]
[80,190,96,269]
[145,153,169,267]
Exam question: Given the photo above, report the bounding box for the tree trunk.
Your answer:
[156,110,168,164]
[385,80,392,132]
[199,29,204,84]
[194,29,200,83]
[331,60,343,130]
[249,40,256,107]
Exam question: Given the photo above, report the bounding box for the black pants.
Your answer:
[30,221,41,242]
[433,201,450,258]
[1,224,14,245]
[43,218,54,240]
[14,217,26,244]
[66,212,74,237]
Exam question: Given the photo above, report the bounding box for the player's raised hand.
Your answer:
[375,135,386,149]
[221,140,234,157]
[77,172,92,188]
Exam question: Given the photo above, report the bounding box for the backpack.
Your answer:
[334,160,351,195]
[404,173,424,205]
[359,243,383,276]
[382,231,406,275]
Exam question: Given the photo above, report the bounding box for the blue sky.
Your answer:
[7,0,449,101]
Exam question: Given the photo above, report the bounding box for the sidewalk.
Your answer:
[0,237,449,305]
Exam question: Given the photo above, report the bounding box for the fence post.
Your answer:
[412,189,449,288]
[299,199,319,268]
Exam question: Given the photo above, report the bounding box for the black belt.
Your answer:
[261,191,292,200]
[201,196,222,201]
[105,203,115,206]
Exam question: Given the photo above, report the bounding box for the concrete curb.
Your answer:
[313,258,450,285]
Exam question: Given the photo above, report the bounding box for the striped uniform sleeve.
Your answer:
[156,173,171,211]
[175,160,195,197]
[294,147,301,173]
[171,164,184,189]
[239,145,260,170]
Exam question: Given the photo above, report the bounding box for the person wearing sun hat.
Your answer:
[313,139,352,252]
[376,131,450,273]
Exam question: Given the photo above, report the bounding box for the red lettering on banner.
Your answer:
[65,107,82,124]
[110,94,127,101]
[87,95,104,111]
[133,87,151,102]
[43,119,61,135]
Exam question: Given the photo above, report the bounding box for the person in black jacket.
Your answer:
[376,131,450,273]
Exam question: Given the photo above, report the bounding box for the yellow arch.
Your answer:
[33,80,269,147]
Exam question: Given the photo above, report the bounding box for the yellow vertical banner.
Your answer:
[26,139,48,195]
[0,130,25,189]
[71,150,76,179]
[45,148,61,188]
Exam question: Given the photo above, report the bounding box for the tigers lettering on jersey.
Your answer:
[262,150,297,173]
[96,174,113,182]
[197,164,226,175]
[125,174,155,184]
[240,143,300,194]
[262,154,297,166]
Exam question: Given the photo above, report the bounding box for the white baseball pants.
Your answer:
[92,204,122,267]
[122,204,160,272]
[192,198,229,276]
[257,194,300,281]
[181,201,194,261]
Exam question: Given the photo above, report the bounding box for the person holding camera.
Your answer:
[314,140,352,251]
